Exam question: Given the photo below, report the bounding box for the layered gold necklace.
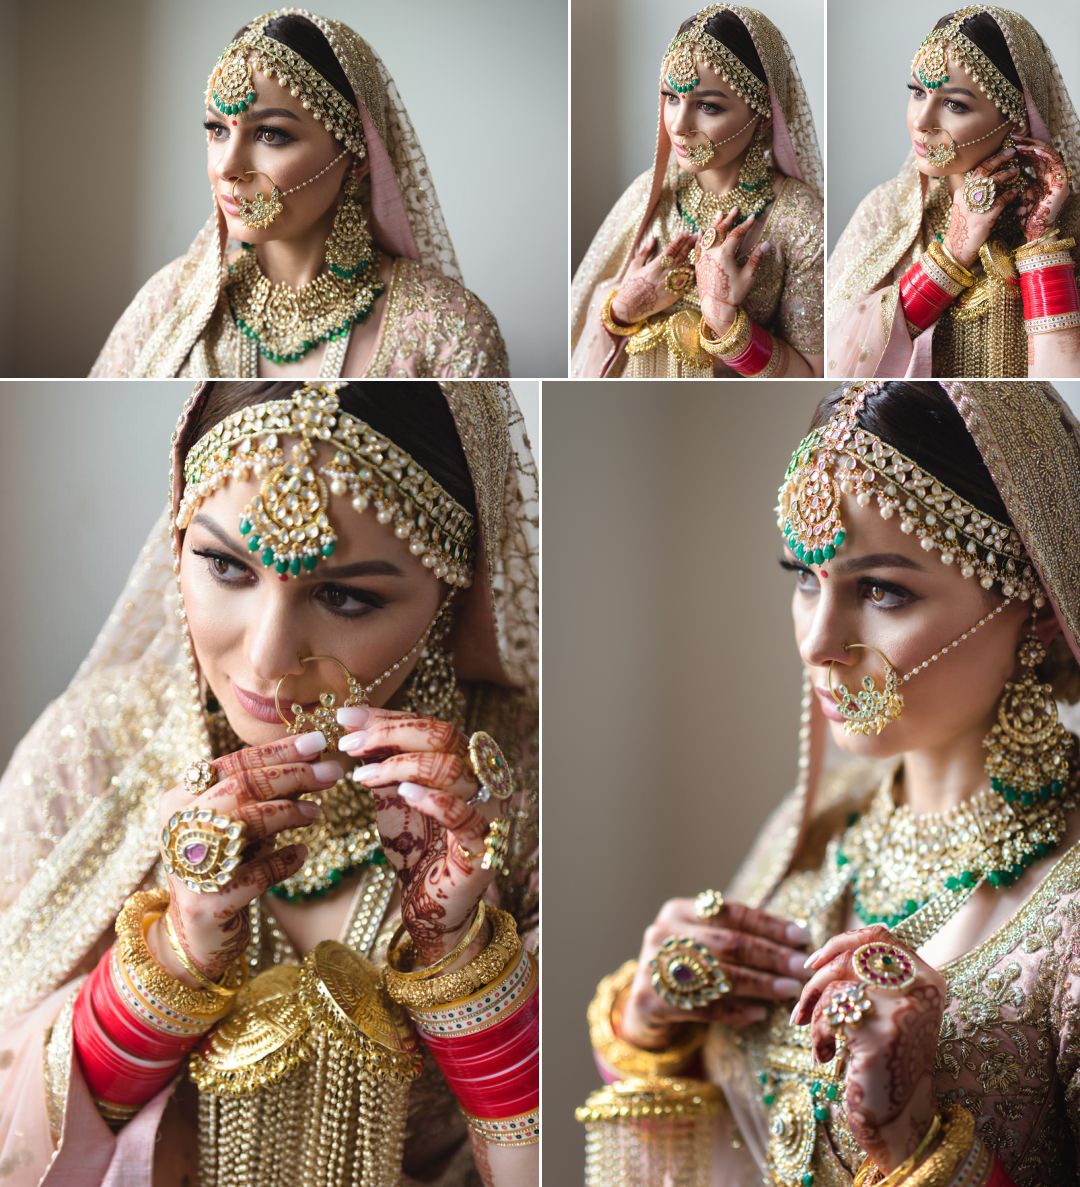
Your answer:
[676,148,772,232]
[227,246,384,367]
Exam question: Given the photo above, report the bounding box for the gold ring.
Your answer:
[823,982,873,1031]
[467,732,515,803]
[161,808,247,894]
[648,936,732,1010]
[183,758,217,796]
[693,889,725,920]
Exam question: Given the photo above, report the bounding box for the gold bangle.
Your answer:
[854,1113,942,1186]
[698,306,751,357]
[926,240,975,288]
[1015,233,1075,262]
[384,905,521,1010]
[903,1104,976,1186]
[600,288,646,337]
[162,911,240,998]
[587,960,706,1078]
[386,902,488,982]
[115,891,233,1019]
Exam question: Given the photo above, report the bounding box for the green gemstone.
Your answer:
[248,536,261,552]
[810,1080,821,1096]
[302,555,318,571]
[262,548,274,566]
[836,851,849,866]
[814,1105,829,1122]
[322,541,336,557]
[826,1084,838,1101]
[240,519,252,535]
[946,876,961,891]
[275,559,289,574]
[903,900,919,914]
[991,776,1002,791]
[759,1072,769,1085]
[961,870,977,887]
[763,1092,776,1106]
[823,544,836,560]
[988,871,1002,887]
[803,1174,815,1186]
[834,530,845,547]
[289,558,301,575]
[1020,791,1034,808]
[1003,787,1018,803]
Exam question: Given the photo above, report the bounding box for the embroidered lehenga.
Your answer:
[827,9,1080,378]
[0,383,538,1185]
[570,5,823,379]
[581,383,1080,1186]
[90,13,508,380]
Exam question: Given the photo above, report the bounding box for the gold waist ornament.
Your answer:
[934,239,1025,377]
[190,941,422,1187]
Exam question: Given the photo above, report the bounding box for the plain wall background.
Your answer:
[827,0,1080,252]
[571,0,824,271]
[542,379,1080,1185]
[3,1,565,378]
[0,381,539,770]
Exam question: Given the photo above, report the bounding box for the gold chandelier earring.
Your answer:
[401,597,463,724]
[984,616,1074,807]
[324,175,376,281]
[828,643,905,736]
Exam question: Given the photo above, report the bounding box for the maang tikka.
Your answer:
[984,616,1074,806]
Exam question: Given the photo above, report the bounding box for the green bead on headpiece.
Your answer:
[209,46,258,116]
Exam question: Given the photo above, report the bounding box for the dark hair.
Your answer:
[233,13,358,110]
[677,9,767,86]
[810,382,1079,701]
[933,10,1023,92]
[185,382,476,517]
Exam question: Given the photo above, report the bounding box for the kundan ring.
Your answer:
[663,266,695,295]
[693,889,725,921]
[649,935,732,1009]
[852,941,918,992]
[823,982,873,1031]
[699,225,721,252]
[467,731,515,803]
[161,808,247,893]
[184,758,217,796]
[962,171,997,213]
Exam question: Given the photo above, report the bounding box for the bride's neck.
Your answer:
[898,714,995,815]
[253,207,336,286]
[693,147,746,196]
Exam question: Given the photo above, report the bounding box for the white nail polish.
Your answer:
[353,763,382,783]
[311,760,343,782]
[295,731,327,756]
[789,1002,802,1026]
[774,977,803,998]
[398,782,424,803]
[337,730,367,752]
[336,706,370,727]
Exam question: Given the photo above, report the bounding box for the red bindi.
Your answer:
[232,119,238,126]
[819,569,829,579]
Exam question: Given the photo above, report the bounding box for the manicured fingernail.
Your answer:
[295,731,327,756]
[353,763,382,783]
[298,800,323,820]
[774,977,803,998]
[789,1001,804,1026]
[804,947,823,968]
[789,954,813,977]
[312,761,343,782]
[398,782,425,803]
[337,730,368,753]
[760,239,771,250]
[787,923,811,945]
[336,706,370,727]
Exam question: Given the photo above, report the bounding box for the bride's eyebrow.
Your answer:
[191,513,245,554]
[831,552,926,574]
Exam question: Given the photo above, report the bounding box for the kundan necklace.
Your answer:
[676,147,771,232]
[227,244,384,368]
[269,770,385,903]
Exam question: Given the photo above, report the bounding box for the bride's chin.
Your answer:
[828,722,906,759]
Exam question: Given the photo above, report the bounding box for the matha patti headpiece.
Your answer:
[911,6,1026,126]
[662,5,770,115]
[177,383,475,587]
[776,382,1045,606]
[206,10,366,157]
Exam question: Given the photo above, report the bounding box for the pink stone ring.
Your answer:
[161,805,246,894]
[852,941,917,992]
[649,935,732,1010]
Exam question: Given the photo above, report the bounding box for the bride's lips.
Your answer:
[814,684,847,723]
[913,139,928,159]
[219,192,239,214]
[232,681,316,725]
[672,142,688,159]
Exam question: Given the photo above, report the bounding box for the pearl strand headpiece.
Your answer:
[777,382,1045,606]
[662,5,770,114]
[206,10,366,157]
[177,382,474,587]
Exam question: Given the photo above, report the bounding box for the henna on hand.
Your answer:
[615,276,664,324]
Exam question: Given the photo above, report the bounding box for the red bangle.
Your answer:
[1019,263,1079,317]
[91,951,202,1058]
[419,990,537,1058]
[900,259,955,331]
[726,320,775,375]
[73,979,185,1106]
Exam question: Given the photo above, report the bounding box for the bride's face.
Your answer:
[179,439,443,750]
[907,52,1021,178]
[661,57,760,174]
[786,490,1030,760]
[204,66,356,245]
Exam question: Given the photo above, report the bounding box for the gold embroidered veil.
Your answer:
[570,4,822,372]
[827,8,1080,376]
[0,381,538,1043]
[91,9,466,379]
